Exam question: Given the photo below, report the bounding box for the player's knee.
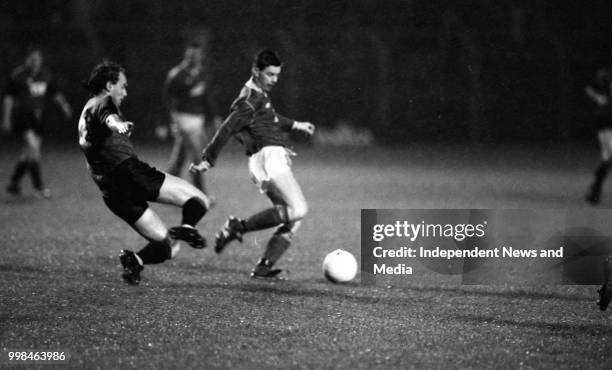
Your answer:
[273,224,294,240]
[289,201,308,221]
[186,187,209,208]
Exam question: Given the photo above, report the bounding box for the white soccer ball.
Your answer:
[322,249,358,283]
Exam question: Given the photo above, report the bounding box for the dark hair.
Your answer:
[82,60,125,95]
[253,49,282,70]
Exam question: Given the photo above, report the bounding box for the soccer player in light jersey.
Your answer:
[78,61,212,285]
[190,49,315,279]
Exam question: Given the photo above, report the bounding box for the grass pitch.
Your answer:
[1,140,611,368]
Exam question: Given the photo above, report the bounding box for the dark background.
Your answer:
[1,0,611,144]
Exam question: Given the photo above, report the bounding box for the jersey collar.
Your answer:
[245,78,264,94]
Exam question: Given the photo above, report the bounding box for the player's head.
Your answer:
[252,49,282,93]
[83,61,128,106]
[25,46,43,73]
[184,41,204,66]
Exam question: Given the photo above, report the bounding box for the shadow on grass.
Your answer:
[153,277,592,307]
[0,194,38,205]
[455,314,612,338]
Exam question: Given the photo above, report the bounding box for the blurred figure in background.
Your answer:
[2,46,72,198]
[163,41,222,202]
[585,68,612,310]
[585,68,612,205]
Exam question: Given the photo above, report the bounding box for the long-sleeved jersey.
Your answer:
[202,79,294,166]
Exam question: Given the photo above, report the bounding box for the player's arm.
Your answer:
[2,95,14,133]
[105,114,133,136]
[190,101,253,172]
[53,92,73,119]
[2,77,17,133]
[277,113,315,136]
[586,85,608,106]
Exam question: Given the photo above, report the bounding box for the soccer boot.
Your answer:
[169,225,206,249]
[120,250,144,285]
[6,183,20,196]
[214,216,244,254]
[598,256,612,311]
[585,184,601,205]
[250,258,285,280]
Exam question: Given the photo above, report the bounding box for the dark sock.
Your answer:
[182,196,207,226]
[593,160,610,191]
[262,233,291,267]
[137,239,172,264]
[10,159,28,186]
[243,205,289,232]
[28,160,44,190]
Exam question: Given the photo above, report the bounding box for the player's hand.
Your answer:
[293,121,315,136]
[118,121,134,136]
[189,160,211,173]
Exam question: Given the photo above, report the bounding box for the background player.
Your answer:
[585,68,612,204]
[163,41,222,200]
[79,61,212,285]
[190,49,315,279]
[2,47,73,198]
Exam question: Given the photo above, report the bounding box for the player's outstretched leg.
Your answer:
[119,207,181,285]
[214,216,245,253]
[214,205,290,254]
[598,256,612,310]
[157,173,210,249]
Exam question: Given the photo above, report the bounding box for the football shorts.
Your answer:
[172,112,205,136]
[248,145,295,192]
[97,157,166,225]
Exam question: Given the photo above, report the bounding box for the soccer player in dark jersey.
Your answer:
[78,61,212,285]
[2,47,72,198]
[190,49,315,279]
[585,68,612,205]
[163,42,221,199]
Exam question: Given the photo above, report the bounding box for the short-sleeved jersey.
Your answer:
[78,95,137,180]
[201,79,294,166]
[163,63,216,117]
[5,65,58,118]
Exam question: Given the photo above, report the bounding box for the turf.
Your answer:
[1,140,611,368]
